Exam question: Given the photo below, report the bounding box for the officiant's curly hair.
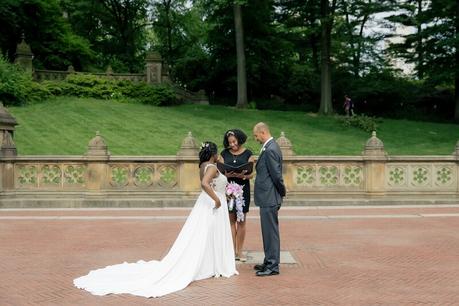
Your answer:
[199,141,218,167]
[223,129,247,148]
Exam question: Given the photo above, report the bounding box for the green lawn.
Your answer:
[7,97,459,155]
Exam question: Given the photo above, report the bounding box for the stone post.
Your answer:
[193,90,209,105]
[85,131,110,191]
[14,34,33,73]
[145,52,162,84]
[454,140,459,195]
[177,132,200,192]
[276,132,294,156]
[362,131,387,196]
[0,103,18,192]
[106,65,113,77]
[276,132,294,193]
[161,62,172,84]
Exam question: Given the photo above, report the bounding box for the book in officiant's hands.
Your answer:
[217,161,253,175]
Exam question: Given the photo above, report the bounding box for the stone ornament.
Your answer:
[276,132,294,156]
[363,131,387,158]
[295,164,364,188]
[177,132,199,157]
[86,131,110,156]
[386,164,456,189]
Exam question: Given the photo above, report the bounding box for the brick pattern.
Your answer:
[1,207,459,305]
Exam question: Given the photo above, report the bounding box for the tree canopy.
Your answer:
[0,0,457,121]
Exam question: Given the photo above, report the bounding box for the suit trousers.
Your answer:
[259,205,280,272]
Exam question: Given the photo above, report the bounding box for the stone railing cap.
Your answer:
[0,103,18,127]
[86,131,110,156]
[15,37,32,55]
[177,132,199,156]
[277,131,292,147]
[365,131,384,149]
[180,132,198,148]
[276,131,294,156]
[145,51,162,62]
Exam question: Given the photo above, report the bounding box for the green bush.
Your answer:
[0,56,51,105]
[27,81,51,103]
[42,74,177,106]
[338,114,380,133]
[0,56,33,105]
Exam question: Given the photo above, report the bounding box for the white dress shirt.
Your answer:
[260,137,274,153]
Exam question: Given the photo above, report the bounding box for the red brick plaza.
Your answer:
[1,205,459,305]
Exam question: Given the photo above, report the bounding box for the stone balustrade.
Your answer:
[0,127,458,207]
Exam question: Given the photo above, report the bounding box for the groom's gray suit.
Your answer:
[254,138,286,273]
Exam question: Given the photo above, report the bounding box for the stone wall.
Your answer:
[13,38,208,104]
[0,124,458,207]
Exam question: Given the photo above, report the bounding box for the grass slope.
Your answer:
[7,97,458,155]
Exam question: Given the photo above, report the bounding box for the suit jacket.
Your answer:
[254,139,286,207]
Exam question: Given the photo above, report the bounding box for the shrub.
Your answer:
[0,56,33,106]
[0,56,52,105]
[42,74,177,106]
[338,114,380,133]
[141,84,177,106]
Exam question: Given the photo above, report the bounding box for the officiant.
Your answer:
[219,129,255,262]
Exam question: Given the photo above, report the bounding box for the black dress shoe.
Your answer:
[256,269,279,276]
[253,264,266,271]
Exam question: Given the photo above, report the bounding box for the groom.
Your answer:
[252,122,286,276]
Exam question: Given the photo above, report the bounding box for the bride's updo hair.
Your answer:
[199,141,218,167]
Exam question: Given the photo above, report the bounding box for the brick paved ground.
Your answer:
[1,205,459,305]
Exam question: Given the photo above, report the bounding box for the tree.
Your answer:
[233,2,247,107]
[388,0,457,121]
[201,0,288,104]
[0,0,93,70]
[63,0,149,72]
[338,0,396,77]
[319,0,337,115]
[276,0,321,71]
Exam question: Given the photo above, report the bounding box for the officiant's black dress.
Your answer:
[221,148,252,213]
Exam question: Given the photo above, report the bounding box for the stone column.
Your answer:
[177,132,200,193]
[276,132,294,156]
[362,131,387,196]
[455,140,459,195]
[0,103,18,193]
[106,65,113,77]
[14,34,33,73]
[145,52,162,84]
[85,132,110,191]
[161,62,172,84]
[276,132,294,193]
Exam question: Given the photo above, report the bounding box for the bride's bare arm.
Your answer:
[201,165,222,208]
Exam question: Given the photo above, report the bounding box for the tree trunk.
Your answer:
[164,0,172,56]
[455,0,459,122]
[234,3,247,108]
[319,0,333,115]
[455,72,458,122]
[416,0,424,79]
[311,34,320,73]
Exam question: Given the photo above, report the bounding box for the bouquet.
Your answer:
[226,181,245,222]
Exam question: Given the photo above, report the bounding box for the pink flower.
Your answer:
[226,182,245,222]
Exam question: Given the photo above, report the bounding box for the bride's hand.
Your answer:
[214,198,221,209]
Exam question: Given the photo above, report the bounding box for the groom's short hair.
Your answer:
[254,122,270,133]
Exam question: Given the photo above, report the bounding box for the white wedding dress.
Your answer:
[74,164,238,298]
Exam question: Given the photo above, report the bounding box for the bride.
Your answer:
[74,141,238,298]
